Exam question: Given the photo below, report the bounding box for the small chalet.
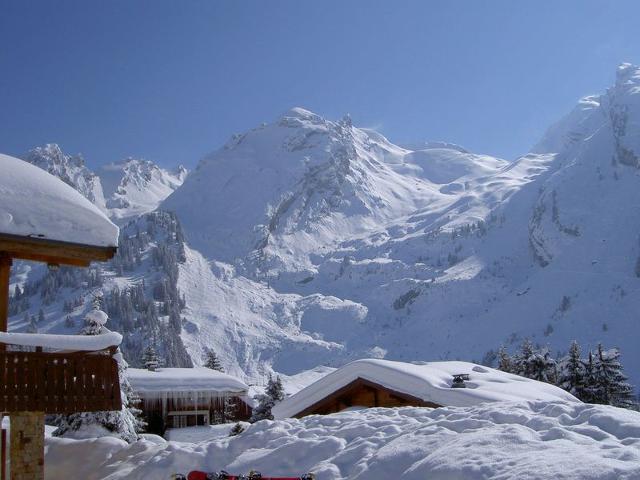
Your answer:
[128,367,252,435]
[272,359,579,419]
[0,153,120,480]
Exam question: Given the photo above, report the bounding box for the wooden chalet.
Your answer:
[289,377,441,417]
[128,367,252,435]
[272,358,581,419]
[0,154,120,480]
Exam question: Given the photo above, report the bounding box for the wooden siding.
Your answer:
[294,377,441,418]
[0,349,122,414]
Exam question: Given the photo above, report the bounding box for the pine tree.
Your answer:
[249,375,285,423]
[92,291,104,311]
[142,344,160,371]
[53,308,144,442]
[203,348,224,372]
[497,345,513,373]
[513,338,536,378]
[38,308,45,324]
[591,344,635,408]
[83,309,107,335]
[27,315,38,334]
[557,340,586,399]
[582,350,597,403]
[266,375,284,403]
[223,396,238,423]
[527,348,557,384]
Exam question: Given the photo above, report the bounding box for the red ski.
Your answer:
[186,471,315,480]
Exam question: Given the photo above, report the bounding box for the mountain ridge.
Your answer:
[9,63,640,388]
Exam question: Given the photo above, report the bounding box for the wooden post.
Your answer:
[9,412,44,480]
[1,415,6,480]
[0,253,12,352]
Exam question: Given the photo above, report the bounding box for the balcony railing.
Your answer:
[0,347,122,413]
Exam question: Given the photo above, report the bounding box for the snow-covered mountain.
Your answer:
[164,65,640,385]
[99,158,187,222]
[10,64,640,388]
[22,146,187,222]
[164,107,508,270]
[25,144,107,211]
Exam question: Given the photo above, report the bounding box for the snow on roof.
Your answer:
[128,367,249,394]
[272,359,579,419]
[0,153,118,247]
[0,331,122,351]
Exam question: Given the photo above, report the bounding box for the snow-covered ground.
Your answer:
[45,401,640,479]
[165,423,248,443]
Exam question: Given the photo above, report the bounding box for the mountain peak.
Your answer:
[27,143,85,169]
[24,143,106,209]
[616,62,639,84]
[534,63,640,156]
[99,157,187,222]
[280,107,320,120]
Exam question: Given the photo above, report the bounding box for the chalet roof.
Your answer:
[128,367,249,394]
[0,153,118,265]
[272,359,580,419]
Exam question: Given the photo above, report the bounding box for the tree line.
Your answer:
[496,339,637,409]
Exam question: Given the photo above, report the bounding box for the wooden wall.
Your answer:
[295,378,441,418]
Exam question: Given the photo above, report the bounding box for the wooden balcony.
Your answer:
[0,347,122,414]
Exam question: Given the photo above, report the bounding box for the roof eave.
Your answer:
[0,232,117,266]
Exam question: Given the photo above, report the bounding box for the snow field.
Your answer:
[45,401,640,480]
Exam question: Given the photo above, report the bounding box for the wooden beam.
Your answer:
[0,233,116,266]
[0,253,11,337]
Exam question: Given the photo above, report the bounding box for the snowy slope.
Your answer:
[24,144,107,211]
[7,210,193,368]
[177,244,369,380]
[45,401,640,479]
[99,158,187,222]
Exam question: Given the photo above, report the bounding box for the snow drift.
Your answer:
[45,401,640,480]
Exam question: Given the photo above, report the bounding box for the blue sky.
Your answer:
[1,1,640,169]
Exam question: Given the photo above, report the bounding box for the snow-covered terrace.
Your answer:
[273,359,579,419]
